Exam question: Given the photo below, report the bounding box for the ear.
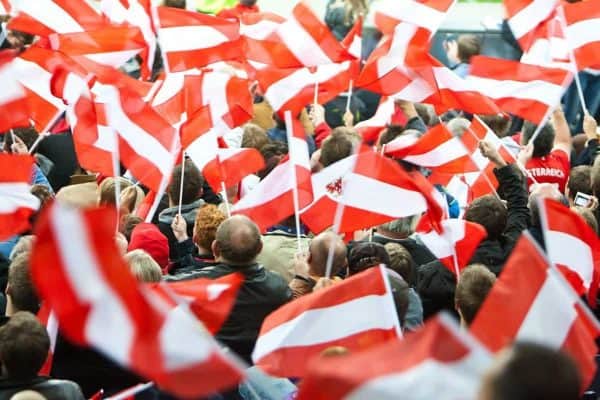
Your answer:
[5,283,10,297]
[211,240,219,258]
[256,240,263,255]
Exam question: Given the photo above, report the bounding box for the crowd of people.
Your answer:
[1,0,600,399]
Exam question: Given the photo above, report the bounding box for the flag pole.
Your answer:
[221,181,231,218]
[313,79,319,106]
[112,131,121,233]
[284,110,304,254]
[345,79,354,113]
[28,133,48,154]
[178,155,186,216]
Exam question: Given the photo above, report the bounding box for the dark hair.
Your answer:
[215,216,262,265]
[384,243,416,286]
[121,214,143,242]
[348,242,390,275]
[464,195,507,240]
[320,128,359,167]
[7,254,39,314]
[487,342,581,400]
[30,185,53,208]
[168,160,203,206]
[455,264,496,326]
[2,127,39,152]
[457,34,481,63]
[478,114,511,138]
[378,125,404,146]
[567,166,592,201]
[0,312,50,379]
[522,122,555,158]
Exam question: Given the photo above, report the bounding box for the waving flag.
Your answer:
[417,219,487,275]
[30,204,245,398]
[297,313,491,400]
[156,6,243,73]
[470,233,600,390]
[539,199,600,306]
[563,1,600,70]
[374,0,456,35]
[0,154,40,241]
[0,0,12,15]
[341,17,363,60]
[468,56,571,124]
[0,50,29,132]
[354,97,396,142]
[253,265,401,378]
[504,0,559,52]
[301,151,443,235]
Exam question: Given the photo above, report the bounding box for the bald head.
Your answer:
[10,391,47,400]
[308,232,347,277]
[213,216,262,266]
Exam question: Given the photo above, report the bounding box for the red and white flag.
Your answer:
[8,0,105,37]
[467,56,572,124]
[30,204,245,398]
[0,50,29,132]
[417,219,487,276]
[354,96,396,143]
[232,115,313,231]
[297,313,491,400]
[240,1,350,68]
[0,154,39,241]
[301,151,443,235]
[37,304,59,376]
[257,61,359,116]
[156,6,243,73]
[504,0,559,52]
[253,265,401,378]
[470,233,600,390]
[0,0,12,15]
[520,10,570,68]
[385,124,479,174]
[539,198,600,306]
[148,273,243,335]
[341,17,363,60]
[374,0,456,35]
[563,1,600,70]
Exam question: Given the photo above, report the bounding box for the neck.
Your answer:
[196,246,212,256]
[376,229,408,240]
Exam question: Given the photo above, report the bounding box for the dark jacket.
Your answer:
[166,263,292,364]
[158,199,206,260]
[0,376,85,400]
[573,138,599,167]
[36,132,79,192]
[371,234,436,267]
[169,238,219,275]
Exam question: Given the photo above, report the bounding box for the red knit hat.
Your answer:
[128,223,169,273]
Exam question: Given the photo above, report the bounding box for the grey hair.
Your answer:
[446,117,471,138]
[378,216,418,236]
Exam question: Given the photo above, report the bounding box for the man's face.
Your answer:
[240,0,257,6]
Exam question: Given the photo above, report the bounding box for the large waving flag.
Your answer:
[0,154,40,241]
[470,233,600,390]
[30,204,245,398]
[504,0,559,52]
[297,313,491,400]
[563,0,600,70]
[253,265,401,378]
[374,0,456,35]
[0,50,29,132]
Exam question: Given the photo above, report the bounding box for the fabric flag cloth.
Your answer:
[417,219,487,276]
[504,0,559,52]
[257,61,359,116]
[0,154,40,241]
[37,304,59,376]
[374,0,456,35]
[297,313,491,400]
[0,0,11,15]
[562,0,600,70]
[240,1,350,68]
[341,17,363,60]
[301,151,443,235]
[147,273,243,335]
[155,6,243,73]
[467,56,571,125]
[232,115,313,231]
[385,124,479,174]
[0,50,29,132]
[354,96,396,143]
[8,0,105,37]
[30,204,245,398]
[538,198,600,307]
[520,10,569,68]
[253,265,402,378]
[470,232,600,390]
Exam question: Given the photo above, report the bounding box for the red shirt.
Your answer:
[217,3,259,20]
[525,149,570,193]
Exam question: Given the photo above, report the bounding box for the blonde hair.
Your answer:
[124,250,162,283]
[98,177,132,206]
[345,0,368,24]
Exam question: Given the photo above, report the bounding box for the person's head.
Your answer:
[167,160,204,207]
[258,141,288,179]
[479,342,580,400]
[30,185,53,208]
[241,123,269,150]
[307,232,347,277]
[124,250,163,283]
[6,254,39,316]
[446,117,470,138]
[348,242,390,276]
[478,115,511,138]
[9,236,34,261]
[163,0,185,8]
[572,206,598,234]
[121,214,143,242]
[10,391,47,400]
[240,0,258,6]
[213,216,263,266]
[566,165,592,204]
[415,104,438,127]
[320,128,361,167]
[455,264,496,327]
[465,195,507,240]
[387,272,410,328]
[0,312,49,380]
[528,183,566,226]
[2,128,38,153]
[377,216,418,239]
[98,177,132,206]
[127,223,169,271]
[377,125,404,147]
[384,243,415,286]
[456,34,481,64]
[521,122,555,158]
[193,204,226,253]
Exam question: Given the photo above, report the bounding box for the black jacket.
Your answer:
[0,376,85,400]
[166,263,292,364]
[371,235,436,267]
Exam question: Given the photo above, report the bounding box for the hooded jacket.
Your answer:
[157,199,205,260]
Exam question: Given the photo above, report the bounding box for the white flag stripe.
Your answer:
[508,0,557,40]
[402,138,467,167]
[277,18,332,67]
[390,74,435,103]
[13,58,65,109]
[159,26,230,52]
[355,98,395,131]
[565,18,600,49]
[253,294,397,362]
[464,76,564,105]
[419,221,466,260]
[516,270,578,348]
[233,161,295,211]
[545,230,594,289]
[16,0,85,33]
[185,128,220,170]
[0,183,40,213]
[50,205,135,365]
[84,49,142,68]
[240,19,280,40]
[202,72,231,126]
[376,0,447,34]
[289,136,311,171]
[0,64,24,104]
